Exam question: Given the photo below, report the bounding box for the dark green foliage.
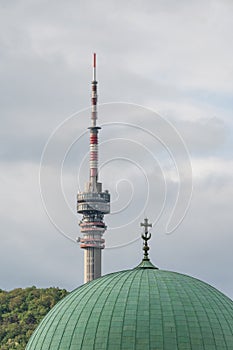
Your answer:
[0,286,68,350]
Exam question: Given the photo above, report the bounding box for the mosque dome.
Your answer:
[26,258,233,349]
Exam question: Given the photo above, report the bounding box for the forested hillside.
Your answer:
[0,286,68,350]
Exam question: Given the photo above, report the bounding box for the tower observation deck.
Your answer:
[77,54,110,283]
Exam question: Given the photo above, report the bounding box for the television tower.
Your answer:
[77,53,110,283]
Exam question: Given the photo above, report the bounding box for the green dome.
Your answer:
[26,263,233,350]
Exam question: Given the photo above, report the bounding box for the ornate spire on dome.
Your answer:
[136,218,158,269]
[141,218,152,261]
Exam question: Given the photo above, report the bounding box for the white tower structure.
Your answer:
[77,54,110,283]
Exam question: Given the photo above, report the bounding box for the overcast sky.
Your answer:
[1,0,233,299]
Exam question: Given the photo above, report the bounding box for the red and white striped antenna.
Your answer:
[77,53,110,283]
[93,52,96,81]
[91,53,97,128]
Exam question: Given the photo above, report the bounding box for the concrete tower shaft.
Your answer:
[77,54,110,283]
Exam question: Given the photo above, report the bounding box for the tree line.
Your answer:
[0,286,68,350]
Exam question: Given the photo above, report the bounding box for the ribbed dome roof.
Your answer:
[26,262,233,350]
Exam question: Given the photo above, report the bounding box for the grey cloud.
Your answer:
[0,0,232,302]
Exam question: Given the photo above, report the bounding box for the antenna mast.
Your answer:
[77,54,110,283]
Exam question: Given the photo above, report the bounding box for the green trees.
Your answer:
[0,286,68,350]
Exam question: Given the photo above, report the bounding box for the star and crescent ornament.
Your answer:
[140,218,152,260]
